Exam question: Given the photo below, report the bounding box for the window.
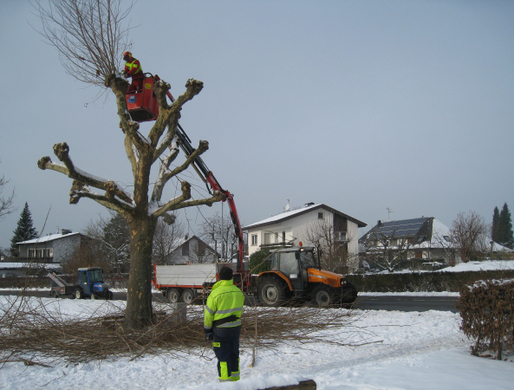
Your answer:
[251,234,258,246]
[182,243,189,256]
[318,212,324,219]
[264,233,271,245]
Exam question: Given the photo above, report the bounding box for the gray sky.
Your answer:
[1,0,513,249]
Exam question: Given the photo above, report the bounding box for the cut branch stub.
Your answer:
[70,180,86,204]
[185,78,204,96]
[54,142,70,162]
[37,156,52,170]
[181,181,191,198]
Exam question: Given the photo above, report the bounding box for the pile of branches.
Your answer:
[0,296,372,367]
[458,279,514,360]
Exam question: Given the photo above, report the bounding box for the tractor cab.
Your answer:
[126,73,160,122]
[77,267,111,299]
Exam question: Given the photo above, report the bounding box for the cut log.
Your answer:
[259,379,316,390]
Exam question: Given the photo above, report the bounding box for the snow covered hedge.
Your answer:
[458,279,514,360]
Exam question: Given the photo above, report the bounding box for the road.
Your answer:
[0,289,459,312]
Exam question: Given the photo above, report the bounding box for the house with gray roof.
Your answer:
[164,234,220,265]
[15,230,89,266]
[359,217,458,270]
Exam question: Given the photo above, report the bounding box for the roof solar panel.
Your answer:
[374,218,427,238]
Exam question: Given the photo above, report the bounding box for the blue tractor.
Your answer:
[49,267,113,300]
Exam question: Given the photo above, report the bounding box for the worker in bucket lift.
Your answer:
[204,266,245,382]
[123,51,144,93]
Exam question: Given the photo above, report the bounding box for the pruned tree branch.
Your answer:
[37,143,133,208]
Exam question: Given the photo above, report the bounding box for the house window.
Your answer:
[282,231,286,242]
[335,231,347,241]
[251,234,258,246]
[264,233,271,245]
[182,244,189,256]
[318,212,324,219]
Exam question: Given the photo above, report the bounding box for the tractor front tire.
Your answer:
[341,282,358,305]
[311,285,336,307]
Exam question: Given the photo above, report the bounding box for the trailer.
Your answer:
[153,262,251,303]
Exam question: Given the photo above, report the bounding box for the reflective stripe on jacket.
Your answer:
[124,58,143,77]
[204,279,244,331]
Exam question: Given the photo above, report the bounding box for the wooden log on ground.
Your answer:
[259,379,316,390]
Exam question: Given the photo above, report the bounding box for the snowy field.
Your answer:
[0,294,513,390]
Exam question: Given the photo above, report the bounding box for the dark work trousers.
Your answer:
[213,326,241,382]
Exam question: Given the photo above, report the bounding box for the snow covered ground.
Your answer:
[0,295,513,390]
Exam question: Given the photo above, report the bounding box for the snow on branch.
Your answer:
[37,142,133,209]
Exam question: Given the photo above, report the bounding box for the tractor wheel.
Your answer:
[182,288,197,304]
[341,282,358,305]
[257,277,287,307]
[74,288,83,300]
[166,288,181,303]
[311,285,336,307]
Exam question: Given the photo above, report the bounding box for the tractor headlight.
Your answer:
[341,279,347,286]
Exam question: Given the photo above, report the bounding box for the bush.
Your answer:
[457,279,514,360]
[249,249,270,274]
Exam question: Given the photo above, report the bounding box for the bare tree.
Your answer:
[305,219,353,274]
[0,166,15,221]
[35,0,225,329]
[152,218,185,265]
[201,212,239,261]
[450,211,488,263]
[361,230,411,273]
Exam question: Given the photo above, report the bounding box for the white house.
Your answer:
[15,230,89,267]
[243,203,366,270]
[164,234,219,265]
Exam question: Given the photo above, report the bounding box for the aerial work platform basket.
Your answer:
[126,73,159,122]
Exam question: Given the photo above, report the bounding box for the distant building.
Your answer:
[165,234,219,265]
[243,203,366,272]
[359,217,458,270]
[15,230,89,266]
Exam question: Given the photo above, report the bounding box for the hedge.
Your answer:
[457,279,514,360]
[346,270,514,293]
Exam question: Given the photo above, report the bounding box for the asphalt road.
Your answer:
[0,289,459,312]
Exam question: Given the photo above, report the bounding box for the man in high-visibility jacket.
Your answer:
[123,51,144,93]
[204,266,245,382]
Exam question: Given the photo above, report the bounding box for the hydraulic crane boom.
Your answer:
[167,91,245,272]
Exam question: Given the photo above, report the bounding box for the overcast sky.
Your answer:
[1,0,513,249]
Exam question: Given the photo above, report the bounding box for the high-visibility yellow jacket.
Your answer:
[124,58,143,78]
[204,279,244,331]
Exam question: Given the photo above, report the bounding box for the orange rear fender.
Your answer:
[258,271,294,292]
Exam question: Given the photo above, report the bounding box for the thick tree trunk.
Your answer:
[125,215,157,329]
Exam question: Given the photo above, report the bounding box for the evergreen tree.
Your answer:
[499,203,514,249]
[10,202,38,256]
[492,206,501,243]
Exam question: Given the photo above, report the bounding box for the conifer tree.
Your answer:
[499,203,514,249]
[10,202,38,256]
[492,206,501,243]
